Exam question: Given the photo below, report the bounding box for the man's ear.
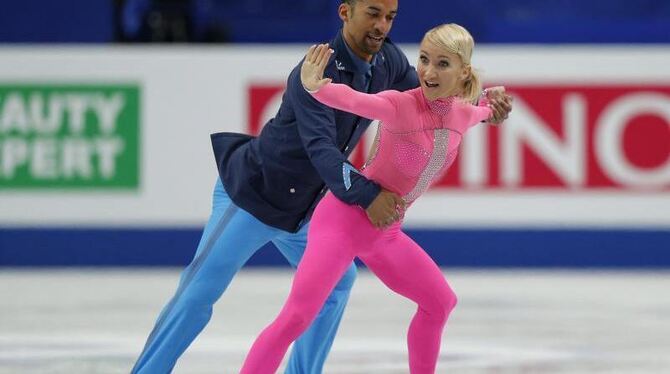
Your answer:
[338,3,350,22]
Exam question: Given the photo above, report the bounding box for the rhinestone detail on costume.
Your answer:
[403,129,450,204]
[427,96,455,117]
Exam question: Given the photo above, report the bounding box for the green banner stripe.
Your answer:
[0,84,140,189]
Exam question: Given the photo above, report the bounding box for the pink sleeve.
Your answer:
[471,101,493,124]
[311,83,398,123]
[450,100,492,133]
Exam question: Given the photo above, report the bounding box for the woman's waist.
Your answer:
[314,193,405,239]
[316,192,408,223]
[362,168,413,198]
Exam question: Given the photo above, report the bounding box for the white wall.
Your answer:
[0,45,668,228]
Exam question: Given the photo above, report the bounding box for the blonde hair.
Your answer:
[422,23,481,103]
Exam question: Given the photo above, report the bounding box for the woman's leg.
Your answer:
[273,222,357,374]
[240,196,362,373]
[359,229,457,374]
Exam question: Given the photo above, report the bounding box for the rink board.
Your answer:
[1,227,668,267]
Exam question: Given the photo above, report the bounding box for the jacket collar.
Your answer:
[331,30,388,94]
[331,30,365,74]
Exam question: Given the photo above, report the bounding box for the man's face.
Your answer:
[340,0,398,61]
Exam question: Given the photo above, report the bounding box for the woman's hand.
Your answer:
[301,43,333,92]
[485,86,513,125]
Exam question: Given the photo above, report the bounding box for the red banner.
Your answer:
[249,84,670,191]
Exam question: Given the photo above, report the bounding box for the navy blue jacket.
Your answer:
[211,30,419,232]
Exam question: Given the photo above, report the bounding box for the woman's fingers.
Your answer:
[302,43,334,91]
[317,45,325,64]
[306,44,316,63]
[313,44,324,64]
[316,43,330,68]
[323,46,332,68]
[306,43,333,70]
[315,44,324,65]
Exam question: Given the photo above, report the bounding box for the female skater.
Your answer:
[241,23,501,373]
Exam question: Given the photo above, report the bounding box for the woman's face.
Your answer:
[417,39,468,101]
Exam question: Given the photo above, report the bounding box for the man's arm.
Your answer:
[289,62,381,209]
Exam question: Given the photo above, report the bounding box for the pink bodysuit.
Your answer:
[241,84,492,374]
[323,85,491,204]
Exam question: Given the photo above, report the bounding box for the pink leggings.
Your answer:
[240,193,457,373]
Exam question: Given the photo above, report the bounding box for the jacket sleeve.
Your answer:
[288,63,381,209]
[311,83,399,123]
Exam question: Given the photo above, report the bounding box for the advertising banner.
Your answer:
[0,84,140,189]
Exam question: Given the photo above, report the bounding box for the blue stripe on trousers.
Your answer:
[131,203,238,373]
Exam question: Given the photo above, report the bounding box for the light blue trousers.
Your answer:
[131,179,357,373]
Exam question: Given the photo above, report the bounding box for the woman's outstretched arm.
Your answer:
[301,43,398,123]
